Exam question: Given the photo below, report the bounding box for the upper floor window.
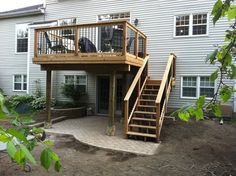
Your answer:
[98,12,130,22]
[174,13,208,37]
[16,23,28,53]
[13,74,27,91]
[58,18,77,26]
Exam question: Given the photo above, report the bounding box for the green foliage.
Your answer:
[0,92,61,172]
[31,96,47,110]
[61,84,86,105]
[40,148,61,172]
[5,95,34,110]
[178,0,236,121]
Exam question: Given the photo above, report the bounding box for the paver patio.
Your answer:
[45,116,159,155]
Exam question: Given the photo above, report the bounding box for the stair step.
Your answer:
[144,89,159,91]
[142,94,157,97]
[132,117,156,122]
[134,111,156,115]
[129,124,156,129]
[138,105,156,108]
[139,99,155,102]
[127,131,156,138]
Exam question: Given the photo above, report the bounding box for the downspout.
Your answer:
[26,27,31,94]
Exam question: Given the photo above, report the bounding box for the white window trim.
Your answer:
[15,23,29,54]
[180,75,216,100]
[13,75,27,92]
[173,13,209,38]
[64,74,88,92]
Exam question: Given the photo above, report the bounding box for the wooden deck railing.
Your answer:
[155,54,177,142]
[34,20,147,60]
[124,56,149,137]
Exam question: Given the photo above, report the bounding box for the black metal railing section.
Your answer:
[34,21,147,59]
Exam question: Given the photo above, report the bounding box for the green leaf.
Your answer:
[223,52,232,66]
[178,111,190,122]
[40,148,53,170]
[210,69,219,81]
[227,5,236,19]
[6,128,28,143]
[54,160,61,172]
[7,140,17,159]
[14,149,25,165]
[219,86,233,102]
[212,0,223,24]
[31,127,44,133]
[43,140,54,147]
[195,108,204,121]
[196,96,205,108]
[212,104,222,117]
[19,144,37,165]
[0,134,12,143]
[206,49,218,64]
[230,64,236,79]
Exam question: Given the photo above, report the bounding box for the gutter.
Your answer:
[0,8,45,19]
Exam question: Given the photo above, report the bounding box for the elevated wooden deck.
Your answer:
[33,20,147,68]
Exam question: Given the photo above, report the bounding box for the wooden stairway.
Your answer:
[124,54,177,143]
[127,79,160,141]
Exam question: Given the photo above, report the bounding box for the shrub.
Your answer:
[31,96,55,110]
[5,95,34,109]
[61,84,86,105]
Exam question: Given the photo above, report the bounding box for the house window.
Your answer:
[200,77,215,98]
[65,75,87,93]
[97,12,130,22]
[13,75,27,91]
[16,23,28,53]
[175,15,190,36]
[181,76,215,99]
[175,13,208,37]
[182,77,197,98]
[58,18,77,26]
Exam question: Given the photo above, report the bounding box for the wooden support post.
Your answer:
[106,71,116,136]
[45,70,52,129]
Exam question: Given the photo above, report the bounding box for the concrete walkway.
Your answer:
[46,116,159,155]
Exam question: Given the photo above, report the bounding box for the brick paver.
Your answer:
[46,116,159,155]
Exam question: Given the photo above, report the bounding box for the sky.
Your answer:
[0,0,44,12]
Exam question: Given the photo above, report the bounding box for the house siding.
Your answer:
[0,15,44,96]
[42,0,234,109]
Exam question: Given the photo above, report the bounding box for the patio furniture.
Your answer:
[44,32,67,53]
[78,37,97,53]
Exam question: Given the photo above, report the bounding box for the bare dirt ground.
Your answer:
[0,119,236,176]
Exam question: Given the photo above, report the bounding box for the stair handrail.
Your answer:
[124,56,149,137]
[155,53,177,142]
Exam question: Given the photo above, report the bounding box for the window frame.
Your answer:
[64,75,87,93]
[15,23,29,54]
[13,74,27,92]
[180,75,216,100]
[174,13,209,38]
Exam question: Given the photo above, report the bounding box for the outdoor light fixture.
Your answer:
[134,18,139,26]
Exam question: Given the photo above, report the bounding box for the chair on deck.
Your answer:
[44,32,67,53]
[78,37,97,53]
